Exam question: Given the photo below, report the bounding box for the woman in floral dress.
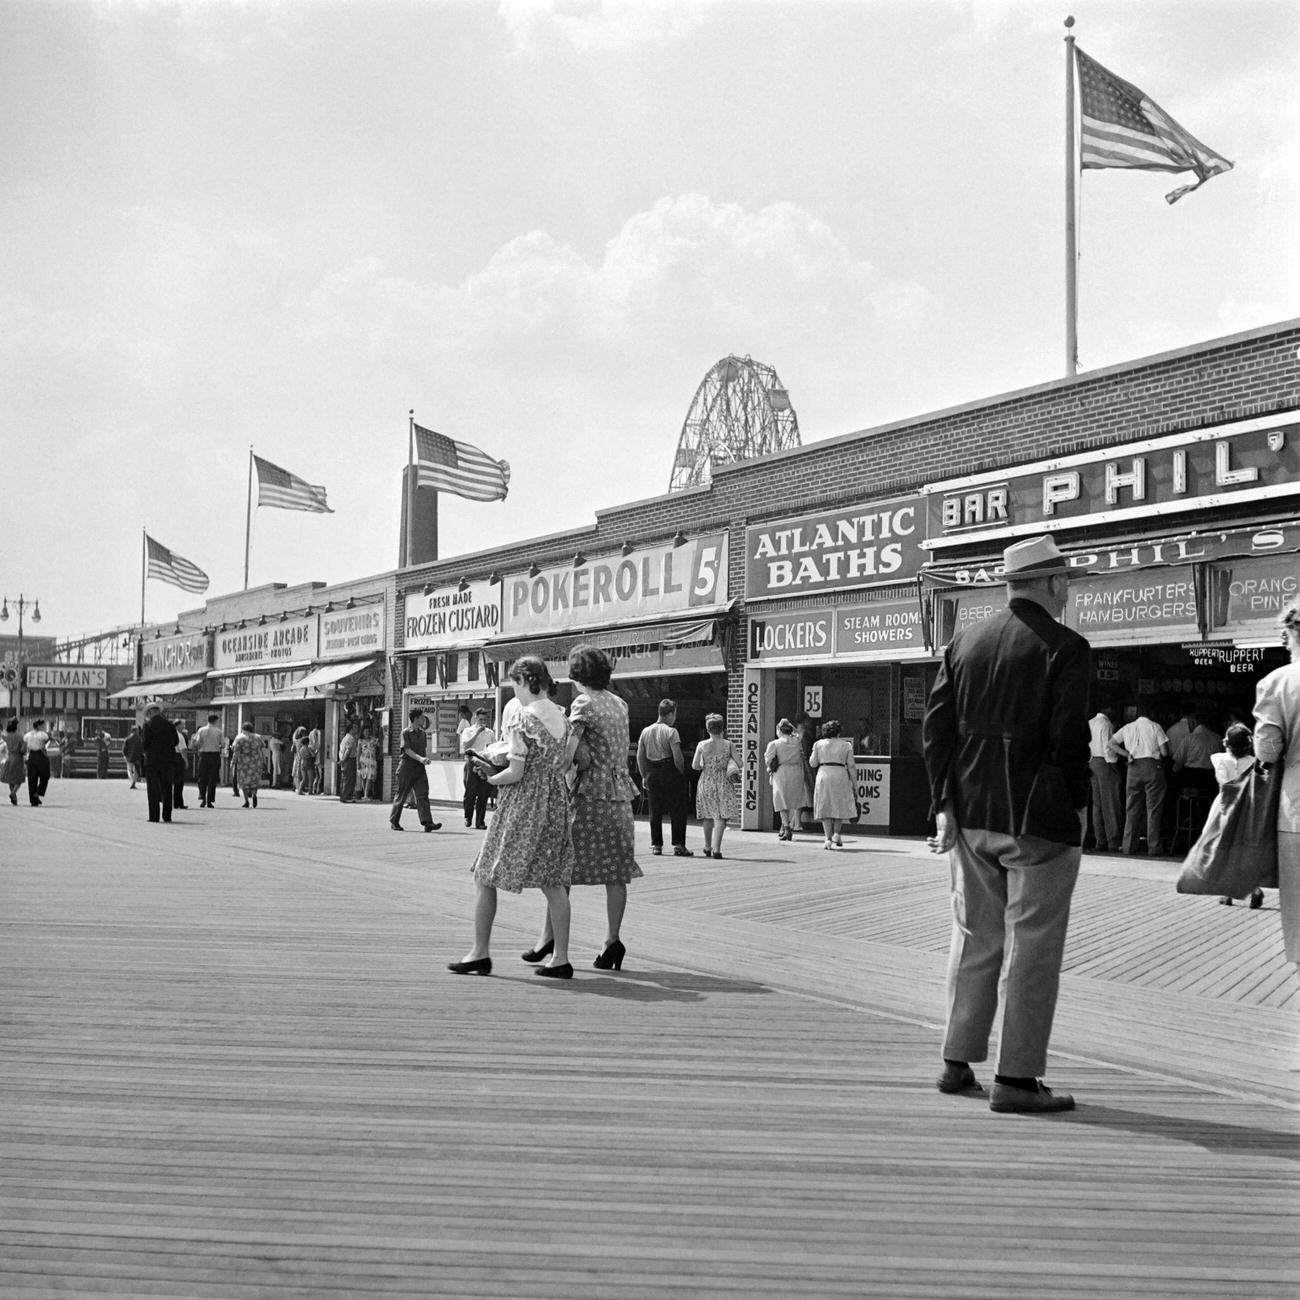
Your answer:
[357,726,379,800]
[525,645,642,972]
[2,718,24,805]
[692,713,741,859]
[230,722,266,808]
[449,656,577,979]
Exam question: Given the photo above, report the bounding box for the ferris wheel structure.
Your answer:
[669,354,801,492]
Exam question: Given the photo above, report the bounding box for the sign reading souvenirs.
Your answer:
[501,534,728,637]
[140,632,211,680]
[924,411,1300,548]
[25,664,108,691]
[214,615,319,671]
[320,600,386,659]
[745,496,925,600]
[404,581,499,652]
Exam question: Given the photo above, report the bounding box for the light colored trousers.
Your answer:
[943,827,1081,1078]
[1089,757,1123,850]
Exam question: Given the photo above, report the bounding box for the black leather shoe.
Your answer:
[672,846,694,857]
[936,1063,983,1095]
[1249,889,1265,909]
[475,822,487,829]
[534,963,573,980]
[521,939,555,964]
[593,940,625,971]
[390,823,403,831]
[424,822,442,832]
[989,1082,1074,1114]
[447,957,492,976]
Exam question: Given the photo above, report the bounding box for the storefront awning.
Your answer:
[207,659,315,678]
[107,676,206,700]
[293,658,378,691]
[484,611,728,663]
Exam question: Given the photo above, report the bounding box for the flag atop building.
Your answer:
[1076,47,1233,203]
[253,454,332,513]
[145,534,209,594]
[413,425,510,502]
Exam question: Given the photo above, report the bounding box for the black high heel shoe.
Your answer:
[521,938,555,964]
[447,957,492,976]
[593,939,626,971]
[534,962,573,979]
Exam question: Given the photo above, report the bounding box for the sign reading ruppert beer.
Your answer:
[924,410,1300,549]
[403,581,499,651]
[745,495,925,600]
[501,534,728,637]
[214,615,319,671]
[320,599,386,659]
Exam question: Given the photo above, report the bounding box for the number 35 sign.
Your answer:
[803,685,823,717]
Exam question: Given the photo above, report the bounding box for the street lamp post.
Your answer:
[1,594,41,721]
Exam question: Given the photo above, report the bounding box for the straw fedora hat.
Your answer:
[1002,535,1069,579]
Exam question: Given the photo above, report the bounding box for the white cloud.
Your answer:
[497,0,707,54]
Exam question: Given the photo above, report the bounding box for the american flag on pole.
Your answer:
[253,454,333,513]
[413,424,510,502]
[145,534,209,594]
[1076,48,1233,204]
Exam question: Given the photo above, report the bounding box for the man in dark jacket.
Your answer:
[140,701,180,824]
[923,535,1092,1114]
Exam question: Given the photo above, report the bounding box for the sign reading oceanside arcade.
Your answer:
[404,581,499,651]
[745,495,925,601]
[214,615,319,671]
[502,534,729,637]
[923,410,1300,549]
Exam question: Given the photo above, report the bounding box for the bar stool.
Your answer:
[1172,789,1211,853]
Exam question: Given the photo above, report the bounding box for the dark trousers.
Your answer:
[645,760,688,848]
[463,764,490,826]
[172,760,187,808]
[196,752,221,806]
[390,762,433,828]
[145,765,173,822]
[26,750,50,805]
[339,757,357,802]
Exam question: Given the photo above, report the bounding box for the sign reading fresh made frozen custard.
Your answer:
[214,614,319,670]
[502,533,729,637]
[404,580,500,651]
[320,599,386,659]
[745,495,925,600]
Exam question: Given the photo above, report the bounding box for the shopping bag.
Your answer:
[1176,764,1281,898]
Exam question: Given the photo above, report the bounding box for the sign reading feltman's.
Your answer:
[404,581,499,651]
[501,534,728,637]
[745,496,925,600]
[924,410,1300,549]
[26,664,108,690]
[214,615,319,671]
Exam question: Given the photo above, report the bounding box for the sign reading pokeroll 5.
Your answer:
[214,614,319,671]
[25,664,109,691]
[923,410,1300,549]
[140,632,212,679]
[404,581,499,651]
[320,599,386,659]
[501,533,729,637]
[745,495,925,600]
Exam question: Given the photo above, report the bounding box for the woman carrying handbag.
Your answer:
[693,713,741,859]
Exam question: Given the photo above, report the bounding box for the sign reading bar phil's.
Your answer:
[214,615,319,671]
[26,664,108,690]
[321,600,386,659]
[925,410,1300,549]
[501,534,728,637]
[140,632,212,679]
[404,581,499,651]
[746,496,925,600]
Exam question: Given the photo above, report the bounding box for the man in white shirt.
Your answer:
[337,723,359,803]
[191,713,226,808]
[636,699,693,857]
[1109,705,1170,855]
[22,719,51,806]
[459,707,496,828]
[1087,706,1123,852]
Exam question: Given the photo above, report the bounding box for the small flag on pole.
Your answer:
[1076,47,1233,203]
[253,454,333,513]
[414,425,510,502]
[145,534,209,594]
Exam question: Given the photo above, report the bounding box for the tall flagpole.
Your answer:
[405,410,416,568]
[243,444,254,590]
[1064,15,1079,377]
[140,528,147,631]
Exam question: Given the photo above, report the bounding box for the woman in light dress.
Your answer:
[692,713,740,859]
[525,645,642,972]
[1212,723,1262,909]
[449,656,578,980]
[230,722,266,808]
[357,725,379,800]
[810,719,857,850]
[2,718,24,806]
[1251,601,1300,961]
[764,718,806,841]
[291,726,314,795]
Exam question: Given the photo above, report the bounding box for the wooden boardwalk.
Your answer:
[2,783,1298,1297]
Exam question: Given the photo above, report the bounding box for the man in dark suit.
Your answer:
[140,701,180,824]
[923,535,1092,1114]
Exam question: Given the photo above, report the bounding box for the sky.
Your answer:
[3,0,1297,647]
